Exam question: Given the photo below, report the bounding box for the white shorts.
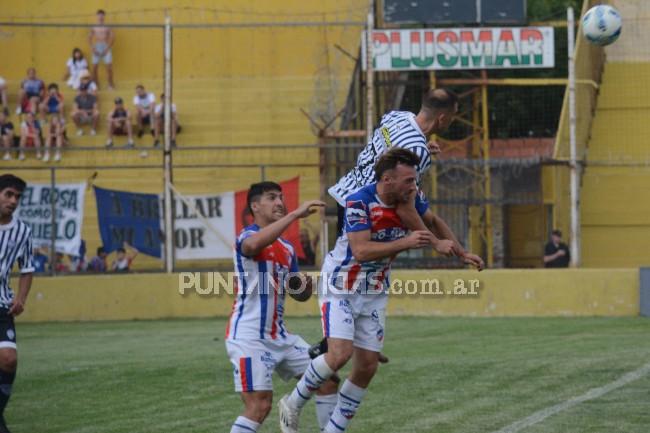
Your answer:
[319,296,386,352]
[226,335,311,392]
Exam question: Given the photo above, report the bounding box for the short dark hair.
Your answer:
[0,174,27,193]
[374,148,421,181]
[552,230,562,237]
[421,88,459,113]
[97,9,106,15]
[48,83,58,90]
[247,181,282,215]
[97,247,106,255]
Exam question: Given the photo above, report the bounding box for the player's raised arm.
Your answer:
[421,208,485,271]
[241,197,324,257]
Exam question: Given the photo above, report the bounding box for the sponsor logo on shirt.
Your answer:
[346,200,367,227]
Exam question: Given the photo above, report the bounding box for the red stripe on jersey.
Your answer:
[374,262,391,291]
[370,207,404,232]
[346,263,362,290]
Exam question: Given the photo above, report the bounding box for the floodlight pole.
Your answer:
[567,7,580,267]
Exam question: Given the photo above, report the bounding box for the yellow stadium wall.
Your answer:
[0,0,366,81]
[18,269,639,323]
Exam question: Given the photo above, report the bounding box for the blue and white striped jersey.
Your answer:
[0,217,35,306]
[226,224,298,341]
[328,111,431,206]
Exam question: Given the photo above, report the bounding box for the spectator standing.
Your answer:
[62,48,90,90]
[297,220,319,267]
[89,247,108,272]
[71,83,99,136]
[111,242,139,272]
[53,251,70,272]
[89,9,115,91]
[0,112,14,161]
[543,230,571,268]
[133,85,155,138]
[106,97,134,148]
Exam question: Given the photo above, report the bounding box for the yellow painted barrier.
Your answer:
[19,269,639,323]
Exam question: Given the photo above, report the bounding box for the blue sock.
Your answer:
[230,415,260,432]
[288,355,335,408]
[323,380,367,432]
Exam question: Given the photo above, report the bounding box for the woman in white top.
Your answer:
[62,48,90,90]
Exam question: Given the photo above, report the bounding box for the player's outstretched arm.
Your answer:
[395,201,456,256]
[348,229,432,263]
[242,200,325,257]
[422,209,485,271]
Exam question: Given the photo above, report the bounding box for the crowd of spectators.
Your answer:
[1,9,180,162]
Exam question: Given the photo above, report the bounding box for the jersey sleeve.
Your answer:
[235,229,257,258]
[18,232,35,273]
[344,193,372,233]
[415,188,429,216]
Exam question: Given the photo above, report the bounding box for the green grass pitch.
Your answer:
[10,316,650,432]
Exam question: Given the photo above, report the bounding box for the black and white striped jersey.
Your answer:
[0,217,35,306]
[328,111,431,206]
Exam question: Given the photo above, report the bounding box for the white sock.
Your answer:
[323,380,367,433]
[230,416,260,432]
[288,354,335,408]
[315,393,338,430]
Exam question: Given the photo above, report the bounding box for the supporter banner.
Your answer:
[93,177,303,261]
[94,186,162,258]
[17,182,85,256]
[362,27,555,71]
[173,192,236,260]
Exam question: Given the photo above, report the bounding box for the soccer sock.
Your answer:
[229,416,260,433]
[315,393,338,431]
[323,379,367,433]
[0,369,15,417]
[288,354,335,408]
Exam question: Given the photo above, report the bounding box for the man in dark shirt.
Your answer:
[544,230,570,268]
[71,83,99,137]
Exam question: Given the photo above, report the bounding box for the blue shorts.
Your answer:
[92,43,113,65]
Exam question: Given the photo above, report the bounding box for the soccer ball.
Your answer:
[581,5,622,46]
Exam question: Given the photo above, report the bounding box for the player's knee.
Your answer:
[253,399,272,421]
[0,352,17,372]
[325,348,352,371]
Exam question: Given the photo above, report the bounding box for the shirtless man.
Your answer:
[88,9,115,91]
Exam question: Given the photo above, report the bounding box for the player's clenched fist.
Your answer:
[405,230,434,249]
